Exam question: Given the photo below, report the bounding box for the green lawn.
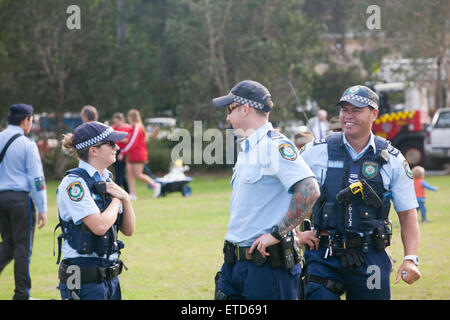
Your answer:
[0,174,449,300]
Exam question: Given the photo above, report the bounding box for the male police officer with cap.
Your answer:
[0,104,47,300]
[212,80,320,300]
[300,85,421,300]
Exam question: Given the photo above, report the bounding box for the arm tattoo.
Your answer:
[278,177,320,237]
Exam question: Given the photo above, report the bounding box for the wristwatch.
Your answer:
[404,255,420,266]
[270,226,283,241]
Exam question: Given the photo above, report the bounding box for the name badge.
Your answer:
[328,160,344,168]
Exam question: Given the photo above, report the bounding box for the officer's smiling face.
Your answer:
[339,103,378,139]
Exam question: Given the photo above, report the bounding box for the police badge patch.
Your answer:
[34,176,46,191]
[403,160,413,179]
[278,143,297,161]
[362,161,379,179]
[67,182,84,201]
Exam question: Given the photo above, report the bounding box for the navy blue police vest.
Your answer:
[311,133,392,241]
[54,168,124,264]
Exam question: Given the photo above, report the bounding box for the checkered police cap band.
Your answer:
[75,127,113,150]
[340,94,378,109]
[231,94,271,111]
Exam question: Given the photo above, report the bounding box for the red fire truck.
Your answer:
[370,82,430,167]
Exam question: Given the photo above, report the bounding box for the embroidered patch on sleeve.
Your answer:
[278,143,297,161]
[403,160,413,179]
[34,176,46,191]
[67,182,84,201]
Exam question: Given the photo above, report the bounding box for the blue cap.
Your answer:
[212,80,272,112]
[10,103,34,116]
[337,85,379,110]
[73,121,128,150]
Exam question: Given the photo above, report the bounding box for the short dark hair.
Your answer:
[8,114,30,125]
[81,105,98,122]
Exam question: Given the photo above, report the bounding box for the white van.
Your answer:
[424,108,450,169]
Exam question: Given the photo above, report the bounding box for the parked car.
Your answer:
[424,108,450,169]
[144,117,177,140]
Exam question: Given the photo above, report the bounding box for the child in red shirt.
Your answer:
[412,166,438,223]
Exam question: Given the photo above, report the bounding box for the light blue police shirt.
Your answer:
[57,160,120,261]
[0,125,47,213]
[300,132,418,212]
[227,122,315,247]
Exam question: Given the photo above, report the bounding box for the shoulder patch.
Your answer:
[34,176,46,192]
[278,142,297,161]
[66,182,84,201]
[403,160,413,179]
[313,138,327,146]
[267,130,283,140]
[387,144,400,157]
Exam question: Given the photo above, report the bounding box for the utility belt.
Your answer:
[223,236,301,270]
[58,259,126,284]
[318,225,391,253]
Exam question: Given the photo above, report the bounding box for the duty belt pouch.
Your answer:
[384,222,392,247]
[372,225,386,251]
[267,244,282,269]
[280,236,296,270]
[77,224,95,254]
[223,242,236,265]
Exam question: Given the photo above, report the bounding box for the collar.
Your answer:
[7,125,25,135]
[241,122,273,152]
[78,160,112,181]
[342,132,376,157]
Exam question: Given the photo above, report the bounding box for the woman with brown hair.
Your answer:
[56,121,135,299]
[119,109,161,199]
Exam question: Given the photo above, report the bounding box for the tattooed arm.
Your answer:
[278,177,320,237]
[249,177,320,257]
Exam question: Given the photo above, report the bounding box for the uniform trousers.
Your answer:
[0,191,36,300]
[304,245,392,300]
[217,260,301,300]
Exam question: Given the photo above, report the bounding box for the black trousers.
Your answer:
[0,191,36,300]
[113,151,129,193]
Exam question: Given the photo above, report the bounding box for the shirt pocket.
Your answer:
[240,164,263,184]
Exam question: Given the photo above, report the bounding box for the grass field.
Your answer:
[0,173,449,300]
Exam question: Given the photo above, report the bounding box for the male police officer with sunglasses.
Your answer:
[212,80,320,300]
[0,104,47,300]
[300,85,421,300]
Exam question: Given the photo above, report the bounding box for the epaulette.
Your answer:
[267,130,283,140]
[387,144,400,157]
[313,138,327,146]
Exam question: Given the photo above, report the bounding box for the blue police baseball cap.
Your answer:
[10,103,34,116]
[73,121,127,150]
[212,80,273,112]
[337,85,379,110]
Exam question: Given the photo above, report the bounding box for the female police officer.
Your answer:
[55,121,135,300]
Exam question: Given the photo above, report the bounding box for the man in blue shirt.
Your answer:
[300,85,421,299]
[0,104,47,300]
[212,80,320,300]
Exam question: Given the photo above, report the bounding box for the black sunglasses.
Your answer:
[94,141,116,148]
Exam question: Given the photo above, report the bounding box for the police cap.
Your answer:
[212,80,273,112]
[73,121,127,150]
[337,85,379,110]
[10,103,34,116]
